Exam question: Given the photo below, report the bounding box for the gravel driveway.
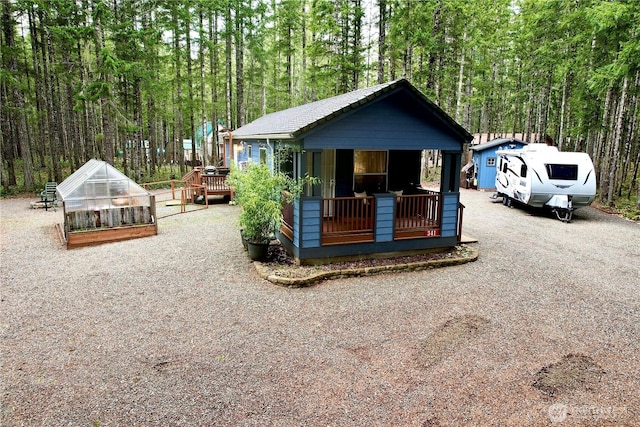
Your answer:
[1,190,639,426]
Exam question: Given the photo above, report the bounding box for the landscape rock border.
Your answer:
[253,244,479,287]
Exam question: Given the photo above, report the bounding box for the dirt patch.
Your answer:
[533,354,605,397]
[416,315,491,367]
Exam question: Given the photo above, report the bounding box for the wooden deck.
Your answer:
[183,168,232,199]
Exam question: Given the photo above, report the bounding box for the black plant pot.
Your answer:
[246,241,269,261]
[240,230,248,251]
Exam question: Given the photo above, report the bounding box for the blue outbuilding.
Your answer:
[469,137,528,190]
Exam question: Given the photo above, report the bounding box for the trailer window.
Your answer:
[521,164,527,178]
[545,164,578,180]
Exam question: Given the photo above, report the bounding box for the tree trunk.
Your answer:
[225,2,233,128]
[209,4,220,164]
[186,11,196,167]
[426,1,441,92]
[199,7,207,165]
[598,88,616,203]
[2,0,34,189]
[594,87,613,173]
[352,0,362,89]
[558,71,572,151]
[633,146,640,209]
[41,13,62,183]
[454,29,466,124]
[377,0,386,84]
[93,1,113,164]
[234,0,245,127]
[301,0,308,102]
[606,76,628,207]
[172,4,184,174]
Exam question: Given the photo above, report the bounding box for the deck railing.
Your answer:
[182,169,200,201]
[201,174,230,193]
[458,202,465,243]
[142,179,208,216]
[321,196,375,245]
[394,193,441,239]
[281,199,294,241]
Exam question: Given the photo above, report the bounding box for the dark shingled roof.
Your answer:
[231,79,472,142]
[471,137,528,152]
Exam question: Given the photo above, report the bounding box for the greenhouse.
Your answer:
[57,159,157,249]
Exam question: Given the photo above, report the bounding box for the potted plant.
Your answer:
[228,162,318,261]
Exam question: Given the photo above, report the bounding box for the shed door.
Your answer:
[321,149,335,217]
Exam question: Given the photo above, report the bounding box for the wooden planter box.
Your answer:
[63,201,157,249]
[65,223,157,249]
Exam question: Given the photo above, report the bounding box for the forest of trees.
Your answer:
[1,0,639,210]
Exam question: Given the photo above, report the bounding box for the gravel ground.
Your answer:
[1,190,639,426]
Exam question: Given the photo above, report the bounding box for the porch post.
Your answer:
[441,151,463,192]
[297,197,321,248]
[374,193,395,242]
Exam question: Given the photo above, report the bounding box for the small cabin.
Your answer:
[470,137,528,190]
[57,159,157,249]
[230,79,473,263]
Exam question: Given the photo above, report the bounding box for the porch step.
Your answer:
[459,234,478,243]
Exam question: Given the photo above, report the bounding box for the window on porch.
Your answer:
[354,150,388,193]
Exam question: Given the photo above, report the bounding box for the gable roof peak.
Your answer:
[231,79,471,142]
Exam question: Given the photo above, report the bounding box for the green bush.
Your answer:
[228,163,318,243]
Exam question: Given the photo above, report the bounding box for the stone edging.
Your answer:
[254,245,479,287]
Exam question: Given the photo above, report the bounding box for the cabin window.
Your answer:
[353,150,387,193]
[247,144,252,161]
[487,157,496,167]
[275,145,296,176]
[259,146,267,164]
[545,164,578,180]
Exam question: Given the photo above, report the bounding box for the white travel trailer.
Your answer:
[494,144,596,222]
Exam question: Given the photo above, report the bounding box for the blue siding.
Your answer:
[228,140,275,168]
[303,94,462,151]
[375,194,395,242]
[300,198,321,248]
[477,151,497,190]
[472,142,527,190]
[441,193,460,237]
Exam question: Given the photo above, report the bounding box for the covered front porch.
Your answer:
[279,189,464,263]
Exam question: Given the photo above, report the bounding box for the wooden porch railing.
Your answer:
[394,193,442,239]
[281,200,294,241]
[321,196,375,245]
